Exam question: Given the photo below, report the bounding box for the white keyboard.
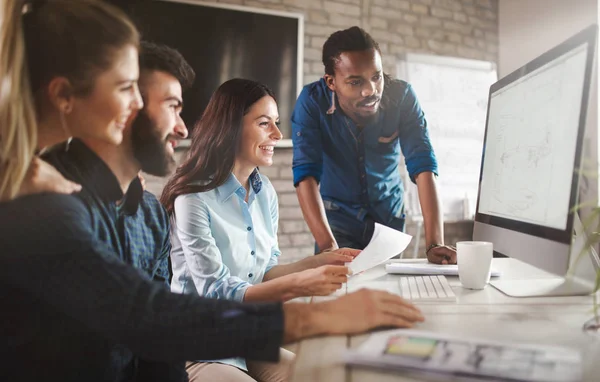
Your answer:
[398,275,456,302]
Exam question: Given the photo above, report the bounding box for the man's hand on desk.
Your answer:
[282,289,424,343]
[313,248,360,266]
[319,290,424,334]
[426,244,457,265]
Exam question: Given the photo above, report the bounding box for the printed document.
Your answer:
[345,329,581,382]
[349,223,412,275]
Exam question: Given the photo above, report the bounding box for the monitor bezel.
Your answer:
[475,24,598,245]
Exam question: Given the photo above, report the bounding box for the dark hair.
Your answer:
[160,78,276,215]
[23,0,140,95]
[322,26,381,76]
[138,41,195,91]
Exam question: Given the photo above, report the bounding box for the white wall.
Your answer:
[498,0,598,76]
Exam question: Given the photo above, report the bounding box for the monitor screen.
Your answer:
[473,24,597,276]
[122,0,302,138]
[477,43,589,231]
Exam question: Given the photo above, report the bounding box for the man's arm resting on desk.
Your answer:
[296,176,338,252]
[1,194,285,363]
[2,194,424,363]
[282,289,425,343]
[415,172,456,264]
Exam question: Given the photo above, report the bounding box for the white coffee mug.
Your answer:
[457,241,493,290]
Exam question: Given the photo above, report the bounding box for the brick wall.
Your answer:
[145,0,498,263]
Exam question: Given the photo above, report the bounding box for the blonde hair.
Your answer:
[0,0,37,201]
[0,0,139,201]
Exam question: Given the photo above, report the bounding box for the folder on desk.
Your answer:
[385,262,501,277]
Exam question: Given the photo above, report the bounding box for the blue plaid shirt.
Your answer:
[292,78,438,225]
[44,139,178,381]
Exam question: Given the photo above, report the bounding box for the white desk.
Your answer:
[290,258,600,382]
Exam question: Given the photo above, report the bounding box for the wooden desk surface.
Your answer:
[290,258,600,382]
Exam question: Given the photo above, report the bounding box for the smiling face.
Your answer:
[235,95,282,171]
[67,44,143,145]
[324,48,384,125]
[130,70,189,176]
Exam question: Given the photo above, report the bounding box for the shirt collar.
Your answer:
[66,139,144,215]
[218,168,263,203]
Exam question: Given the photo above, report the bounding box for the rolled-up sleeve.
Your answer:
[292,86,324,186]
[173,195,250,302]
[265,187,281,274]
[398,84,439,183]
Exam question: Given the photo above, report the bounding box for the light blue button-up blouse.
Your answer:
[170,170,280,371]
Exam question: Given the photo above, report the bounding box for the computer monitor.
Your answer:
[473,25,600,297]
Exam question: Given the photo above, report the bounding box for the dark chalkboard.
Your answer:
[121,0,302,138]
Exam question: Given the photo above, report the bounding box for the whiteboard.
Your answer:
[397,53,497,222]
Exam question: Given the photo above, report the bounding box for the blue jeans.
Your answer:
[315,200,406,252]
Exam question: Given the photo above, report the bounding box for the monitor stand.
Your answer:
[489,277,594,297]
[490,213,600,297]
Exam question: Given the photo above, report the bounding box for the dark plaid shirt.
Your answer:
[43,140,179,381]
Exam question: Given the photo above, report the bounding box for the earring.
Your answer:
[59,107,73,151]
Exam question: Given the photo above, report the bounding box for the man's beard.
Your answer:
[353,96,381,125]
[131,110,176,177]
[353,111,379,126]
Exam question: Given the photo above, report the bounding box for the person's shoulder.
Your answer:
[298,78,331,107]
[294,78,334,124]
[383,77,421,110]
[301,78,327,96]
[0,193,93,251]
[141,190,169,219]
[384,77,411,99]
[40,141,69,163]
[40,142,76,178]
[1,192,89,219]
[173,190,212,211]
[141,190,164,210]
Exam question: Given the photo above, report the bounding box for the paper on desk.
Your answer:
[349,223,412,275]
[385,262,502,277]
[344,329,582,382]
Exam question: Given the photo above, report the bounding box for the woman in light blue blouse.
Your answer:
[161,79,358,381]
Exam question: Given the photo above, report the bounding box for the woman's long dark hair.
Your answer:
[161,78,276,215]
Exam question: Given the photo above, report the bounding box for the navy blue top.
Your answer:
[292,78,438,224]
[0,193,284,382]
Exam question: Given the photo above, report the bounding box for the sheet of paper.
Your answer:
[385,262,502,277]
[349,223,412,275]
